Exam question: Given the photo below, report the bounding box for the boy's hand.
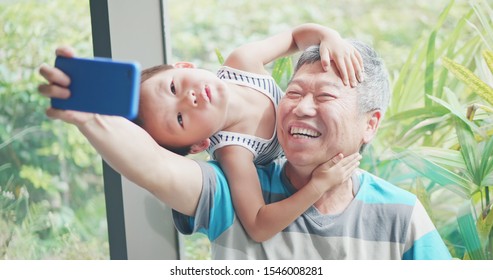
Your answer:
[38,46,96,126]
[319,33,364,88]
[310,152,362,195]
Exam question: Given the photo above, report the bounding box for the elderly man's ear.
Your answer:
[362,110,382,144]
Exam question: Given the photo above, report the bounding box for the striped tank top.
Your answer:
[206,66,284,165]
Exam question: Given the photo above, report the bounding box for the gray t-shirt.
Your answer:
[173,159,451,260]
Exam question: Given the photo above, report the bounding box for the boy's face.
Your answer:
[139,67,229,148]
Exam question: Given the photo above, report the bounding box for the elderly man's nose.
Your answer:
[293,95,316,116]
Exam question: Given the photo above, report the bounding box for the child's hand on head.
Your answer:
[319,39,364,88]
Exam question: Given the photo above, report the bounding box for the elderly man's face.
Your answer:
[277,61,377,170]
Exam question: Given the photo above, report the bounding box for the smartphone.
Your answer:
[51,56,141,120]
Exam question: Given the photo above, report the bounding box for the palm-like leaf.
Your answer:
[477,204,493,259]
[484,50,493,73]
[271,57,292,89]
[457,201,487,259]
[455,119,482,185]
[393,147,475,197]
[442,56,493,106]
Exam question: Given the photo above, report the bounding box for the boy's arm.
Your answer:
[216,146,361,242]
[38,47,203,216]
[224,23,363,87]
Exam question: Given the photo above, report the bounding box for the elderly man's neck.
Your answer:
[284,162,314,188]
[285,162,355,215]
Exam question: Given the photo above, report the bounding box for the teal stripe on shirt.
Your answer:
[402,230,452,260]
[206,161,235,241]
[357,172,416,206]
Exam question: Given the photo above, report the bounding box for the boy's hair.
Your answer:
[140,64,174,84]
[135,64,192,156]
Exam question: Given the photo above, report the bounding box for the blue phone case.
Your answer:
[51,56,141,120]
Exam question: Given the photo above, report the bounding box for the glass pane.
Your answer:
[0,0,108,259]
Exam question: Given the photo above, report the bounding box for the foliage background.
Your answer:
[1,0,491,259]
[0,0,106,259]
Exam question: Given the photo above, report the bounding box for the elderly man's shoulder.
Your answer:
[254,157,287,177]
[357,170,417,206]
[252,157,288,190]
[203,157,286,182]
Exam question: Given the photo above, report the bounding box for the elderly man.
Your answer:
[39,41,450,259]
[172,43,451,259]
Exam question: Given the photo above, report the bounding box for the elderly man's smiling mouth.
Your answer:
[290,126,321,139]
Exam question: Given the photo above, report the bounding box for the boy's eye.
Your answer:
[170,81,176,94]
[177,113,183,127]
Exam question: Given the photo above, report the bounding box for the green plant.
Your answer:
[0,0,107,259]
[387,0,493,259]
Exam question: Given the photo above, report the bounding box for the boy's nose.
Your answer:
[181,90,197,107]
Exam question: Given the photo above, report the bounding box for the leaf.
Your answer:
[425,30,437,104]
[400,45,428,107]
[397,114,451,147]
[435,9,474,99]
[476,103,493,113]
[214,48,224,65]
[482,174,493,186]
[271,57,292,88]
[479,136,493,184]
[424,30,438,147]
[18,165,54,191]
[393,147,474,197]
[442,56,493,106]
[483,50,493,75]
[455,118,481,185]
[400,146,466,170]
[477,205,493,247]
[0,163,11,173]
[415,177,435,222]
[470,0,493,49]
[0,126,41,150]
[391,43,422,114]
[388,106,449,122]
[427,89,482,135]
[433,0,455,31]
[457,201,486,259]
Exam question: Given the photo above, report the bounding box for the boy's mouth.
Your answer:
[204,86,211,102]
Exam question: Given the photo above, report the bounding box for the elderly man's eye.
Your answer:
[286,91,302,98]
[318,93,336,101]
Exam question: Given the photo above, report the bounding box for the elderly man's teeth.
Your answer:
[290,127,321,138]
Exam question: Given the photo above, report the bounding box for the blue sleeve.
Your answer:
[402,230,452,260]
[402,200,452,260]
[172,160,235,241]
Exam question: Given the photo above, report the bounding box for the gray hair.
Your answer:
[293,41,391,152]
[293,41,391,118]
